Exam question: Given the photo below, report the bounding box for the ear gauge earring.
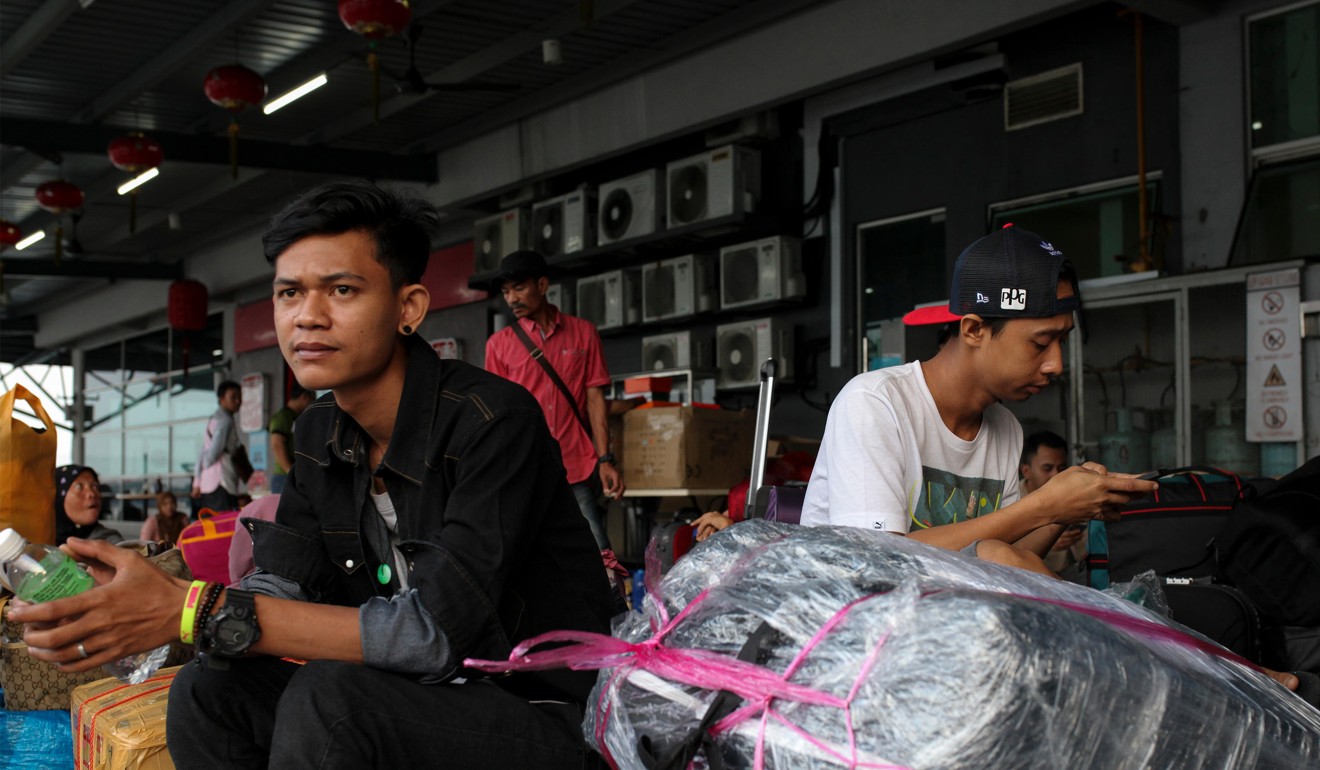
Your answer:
[402,325,413,335]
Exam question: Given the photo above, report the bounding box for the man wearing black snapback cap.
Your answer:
[801,224,1158,573]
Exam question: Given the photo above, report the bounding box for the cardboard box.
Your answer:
[623,406,754,489]
[72,666,181,770]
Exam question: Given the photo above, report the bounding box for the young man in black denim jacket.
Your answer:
[16,181,615,769]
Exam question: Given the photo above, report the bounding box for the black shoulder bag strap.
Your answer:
[508,318,593,440]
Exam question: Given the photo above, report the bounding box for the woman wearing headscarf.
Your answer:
[54,464,123,545]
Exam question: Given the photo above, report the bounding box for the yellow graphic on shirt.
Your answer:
[907,466,1005,530]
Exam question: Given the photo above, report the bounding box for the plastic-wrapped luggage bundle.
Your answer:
[472,521,1320,769]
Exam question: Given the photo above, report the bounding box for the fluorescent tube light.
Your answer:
[15,230,45,250]
[117,167,159,195]
[263,73,328,115]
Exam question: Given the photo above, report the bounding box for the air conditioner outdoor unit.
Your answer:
[640,330,710,372]
[531,188,594,256]
[666,145,760,229]
[576,269,640,331]
[719,236,805,310]
[641,253,716,323]
[597,169,662,246]
[472,208,527,274]
[716,317,793,389]
[545,282,575,316]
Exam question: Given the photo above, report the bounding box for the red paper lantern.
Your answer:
[168,280,209,332]
[338,0,412,39]
[107,133,164,173]
[0,220,20,249]
[35,180,84,214]
[203,64,266,112]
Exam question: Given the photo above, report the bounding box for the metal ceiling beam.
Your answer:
[1119,1,1214,25]
[188,0,466,137]
[302,0,647,144]
[0,258,182,280]
[0,0,85,78]
[421,0,822,155]
[0,118,437,183]
[74,0,279,123]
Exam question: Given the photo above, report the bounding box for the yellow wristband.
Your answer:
[179,580,207,645]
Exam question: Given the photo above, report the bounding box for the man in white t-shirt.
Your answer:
[801,224,1158,574]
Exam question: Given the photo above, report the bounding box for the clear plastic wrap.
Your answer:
[470,522,1320,769]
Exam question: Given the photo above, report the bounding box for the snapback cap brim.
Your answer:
[902,305,960,326]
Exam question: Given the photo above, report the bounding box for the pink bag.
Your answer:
[177,508,239,584]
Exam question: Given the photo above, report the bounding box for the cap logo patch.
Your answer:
[1040,241,1062,256]
[1000,288,1027,311]
[976,292,990,304]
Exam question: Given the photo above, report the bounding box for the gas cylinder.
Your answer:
[1259,442,1298,478]
[1099,407,1150,473]
[1149,409,1177,470]
[1203,401,1259,476]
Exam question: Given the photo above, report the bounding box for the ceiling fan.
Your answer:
[392,24,520,96]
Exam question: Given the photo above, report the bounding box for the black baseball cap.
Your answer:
[492,250,556,289]
[904,223,1079,325]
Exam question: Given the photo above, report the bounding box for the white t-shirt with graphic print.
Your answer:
[801,361,1022,533]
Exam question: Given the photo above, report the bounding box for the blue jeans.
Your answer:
[571,479,610,550]
[167,658,596,769]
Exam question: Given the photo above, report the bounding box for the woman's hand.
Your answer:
[693,511,734,542]
[9,538,190,673]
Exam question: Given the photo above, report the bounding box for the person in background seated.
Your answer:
[1018,431,1085,577]
[54,465,122,546]
[139,490,188,548]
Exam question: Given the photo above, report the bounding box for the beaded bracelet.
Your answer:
[193,582,226,646]
[179,580,208,645]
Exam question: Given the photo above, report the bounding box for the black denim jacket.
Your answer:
[248,335,613,702]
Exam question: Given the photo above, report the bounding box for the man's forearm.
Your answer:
[905,495,1053,551]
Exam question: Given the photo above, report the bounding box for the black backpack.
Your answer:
[1214,456,1320,626]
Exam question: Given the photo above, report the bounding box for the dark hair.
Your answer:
[217,380,240,399]
[288,381,311,400]
[1021,431,1067,465]
[262,180,440,288]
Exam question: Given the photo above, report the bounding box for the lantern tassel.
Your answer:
[129,190,138,233]
[368,48,381,124]
[228,120,240,180]
[54,221,64,265]
[181,335,191,378]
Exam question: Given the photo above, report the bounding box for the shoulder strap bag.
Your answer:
[508,318,593,440]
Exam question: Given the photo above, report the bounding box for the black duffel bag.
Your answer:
[1215,456,1320,626]
[1101,467,1244,583]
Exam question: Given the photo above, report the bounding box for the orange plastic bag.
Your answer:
[0,384,57,545]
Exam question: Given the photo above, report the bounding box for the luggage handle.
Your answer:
[746,359,776,520]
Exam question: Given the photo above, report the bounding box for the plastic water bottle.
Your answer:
[0,528,169,684]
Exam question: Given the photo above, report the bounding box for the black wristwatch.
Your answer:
[598,452,617,465]
[202,588,262,658]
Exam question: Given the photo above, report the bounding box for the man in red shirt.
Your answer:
[485,251,624,551]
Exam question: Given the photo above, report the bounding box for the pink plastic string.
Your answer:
[466,583,1257,770]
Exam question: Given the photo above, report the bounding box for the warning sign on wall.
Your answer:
[1245,269,1302,442]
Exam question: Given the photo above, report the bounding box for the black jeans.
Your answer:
[167,658,597,769]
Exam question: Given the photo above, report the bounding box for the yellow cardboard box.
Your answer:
[71,666,181,770]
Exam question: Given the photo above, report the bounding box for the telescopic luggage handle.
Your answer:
[747,359,776,519]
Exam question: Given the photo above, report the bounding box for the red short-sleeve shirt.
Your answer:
[485,309,610,484]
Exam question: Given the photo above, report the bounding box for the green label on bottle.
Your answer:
[16,553,94,603]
